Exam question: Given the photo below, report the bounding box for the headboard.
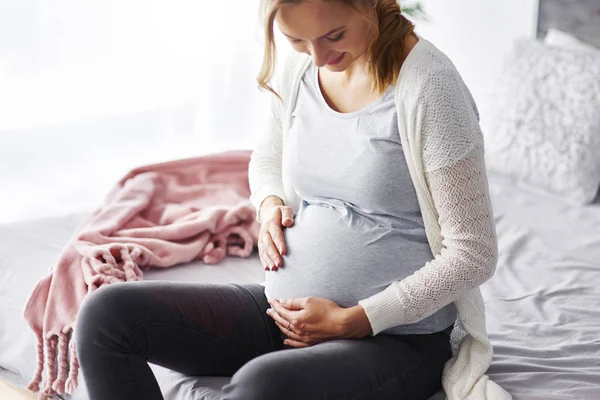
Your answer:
[537,0,600,47]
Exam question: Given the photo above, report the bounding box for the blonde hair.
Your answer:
[257,0,415,102]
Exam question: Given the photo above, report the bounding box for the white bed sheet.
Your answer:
[482,174,600,399]
[1,174,599,399]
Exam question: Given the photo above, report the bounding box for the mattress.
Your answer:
[1,174,599,399]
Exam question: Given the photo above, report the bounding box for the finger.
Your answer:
[279,298,306,311]
[266,308,292,331]
[268,299,301,323]
[263,229,283,269]
[260,248,277,271]
[257,240,267,269]
[284,338,309,348]
[269,224,287,256]
[259,251,270,271]
[274,320,305,341]
[257,240,272,270]
[275,321,331,344]
[281,206,295,227]
[258,232,279,270]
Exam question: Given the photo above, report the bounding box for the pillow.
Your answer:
[482,38,600,206]
[544,28,600,54]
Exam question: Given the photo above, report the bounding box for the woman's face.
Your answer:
[275,0,377,71]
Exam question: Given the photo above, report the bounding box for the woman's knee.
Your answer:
[223,351,308,400]
[75,283,143,356]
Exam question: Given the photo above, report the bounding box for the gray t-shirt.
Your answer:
[264,62,457,334]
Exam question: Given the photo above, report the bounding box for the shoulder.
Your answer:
[397,38,483,171]
[274,50,310,91]
[399,37,461,86]
[397,38,476,113]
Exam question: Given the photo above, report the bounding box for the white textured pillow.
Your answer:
[544,28,600,54]
[483,39,600,205]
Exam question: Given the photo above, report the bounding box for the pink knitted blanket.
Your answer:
[22,150,260,398]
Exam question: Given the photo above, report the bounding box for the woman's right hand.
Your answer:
[258,196,295,271]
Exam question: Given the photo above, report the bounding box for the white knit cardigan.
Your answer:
[248,37,511,400]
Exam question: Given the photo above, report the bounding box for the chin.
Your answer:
[324,56,351,72]
[324,64,344,72]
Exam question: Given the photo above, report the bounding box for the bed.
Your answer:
[0,212,266,400]
[1,171,599,400]
[2,1,600,399]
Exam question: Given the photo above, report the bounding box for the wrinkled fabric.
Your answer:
[22,151,260,398]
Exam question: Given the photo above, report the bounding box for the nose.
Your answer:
[308,42,330,68]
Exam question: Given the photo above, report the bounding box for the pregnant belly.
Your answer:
[263,201,433,308]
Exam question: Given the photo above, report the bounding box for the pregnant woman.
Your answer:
[75,1,505,399]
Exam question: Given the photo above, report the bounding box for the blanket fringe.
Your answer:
[41,334,58,396]
[121,246,140,281]
[51,329,69,393]
[27,329,81,398]
[64,330,80,394]
[26,332,44,392]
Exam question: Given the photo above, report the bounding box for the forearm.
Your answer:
[248,151,286,222]
[247,86,286,223]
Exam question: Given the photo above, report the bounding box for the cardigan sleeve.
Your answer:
[248,73,288,224]
[358,67,498,335]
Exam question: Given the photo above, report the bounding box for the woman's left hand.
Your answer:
[266,297,372,348]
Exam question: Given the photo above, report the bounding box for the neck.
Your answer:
[329,33,419,86]
[320,53,370,88]
[340,53,370,83]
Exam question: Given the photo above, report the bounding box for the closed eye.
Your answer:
[327,32,345,42]
[289,31,346,44]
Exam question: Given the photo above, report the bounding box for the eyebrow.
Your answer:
[282,25,346,41]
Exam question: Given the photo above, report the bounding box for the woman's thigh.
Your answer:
[76,281,284,378]
[222,330,452,400]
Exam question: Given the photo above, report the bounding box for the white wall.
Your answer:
[413,0,539,119]
[0,0,270,223]
[0,0,540,224]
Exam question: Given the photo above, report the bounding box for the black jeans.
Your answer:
[75,281,452,400]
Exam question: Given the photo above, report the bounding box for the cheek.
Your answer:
[330,33,368,56]
[333,42,363,61]
[349,32,372,52]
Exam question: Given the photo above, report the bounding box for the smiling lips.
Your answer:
[326,53,345,65]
